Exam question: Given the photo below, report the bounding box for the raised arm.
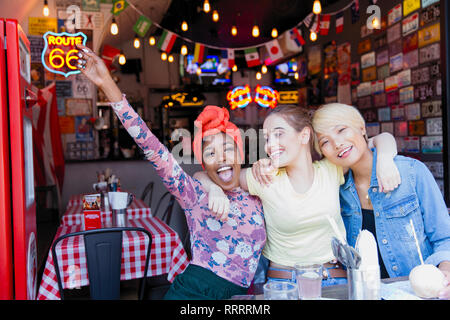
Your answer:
[367,132,401,193]
[77,45,199,210]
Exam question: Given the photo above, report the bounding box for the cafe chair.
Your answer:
[154,191,175,225]
[51,227,152,300]
[140,181,154,208]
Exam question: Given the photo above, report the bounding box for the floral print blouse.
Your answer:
[110,96,266,288]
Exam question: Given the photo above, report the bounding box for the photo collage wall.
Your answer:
[296,0,444,194]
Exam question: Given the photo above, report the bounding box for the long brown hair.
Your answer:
[267,105,317,156]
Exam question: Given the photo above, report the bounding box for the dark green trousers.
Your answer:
[163,264,248,300]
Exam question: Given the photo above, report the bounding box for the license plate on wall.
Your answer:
[419,43,440,63]
[421,136,443,153]
[421,100,442,117]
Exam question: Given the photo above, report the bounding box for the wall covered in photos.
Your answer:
[293,0,444,195]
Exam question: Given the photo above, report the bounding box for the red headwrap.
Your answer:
[193,105,244,167]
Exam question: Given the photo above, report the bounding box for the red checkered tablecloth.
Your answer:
[37,216,189,300]
[61,198,152,226]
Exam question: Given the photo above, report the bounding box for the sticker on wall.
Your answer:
[371,80,384,94]
[426,117,442,135]
[397,69,412,87]
[403,32,418,53]
[361,51,375,69]
[378,107,391,121]
[404,136,421,153]
[418,23,440,48]
[419,43,440,63]
[388,4,402,26]
[385,75,399,92]
[374,92,387,107]
[414,83,435,100]
[391,105,406,120]
[377,64,390,80]
[403,0,421,17]
[387,23,401,43]
[411,66,430,85]
[376,49,389,66]
[402,12,419,36]
[399,86,415,104]
[357,82,372,97]
[421,136,443,153]
[420,3,440,26]
[409,120,426,136]
[357,39,372,55]
[366,123,380,137]
[405,103,421,120]
[387,90,400,106]
[394,121,408,136]
[381,122,394,135]
[362,66,377,82]
[422,0,439,8]
[421,100,442,117]
[403,49,419,69]
[390,53,403,73]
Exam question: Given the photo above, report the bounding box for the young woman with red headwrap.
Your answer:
[76,45,266,300]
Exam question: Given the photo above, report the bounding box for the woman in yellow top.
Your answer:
[195,105,400,286]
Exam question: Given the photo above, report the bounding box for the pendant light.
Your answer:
[168,54,174,63]
[133,34,141,49]
[43,0,50,17]
[313,0,322,15]
[212,10,219,22]
[252,24,260,38]
[203,0,210,13]
[180,45,188,56]
[110,17,118,35]
[261,65,268,74]
[149,36,156,46]
[181,21,188,32]
[271,28,278,38]
[161,52,167,61]
[118,51,126,65]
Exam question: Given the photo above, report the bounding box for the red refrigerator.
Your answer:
[0,19,37,300]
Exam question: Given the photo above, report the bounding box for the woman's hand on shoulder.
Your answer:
[376,156,401,193]
[208,184,230,221]
[251,158,276,186]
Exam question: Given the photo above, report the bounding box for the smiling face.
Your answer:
[202,132,241,191]
[316,124,369,168]
[263,113,311,168]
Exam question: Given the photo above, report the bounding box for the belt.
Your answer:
[267,262,347,280]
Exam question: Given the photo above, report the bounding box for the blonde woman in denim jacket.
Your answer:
[313,103,450,299]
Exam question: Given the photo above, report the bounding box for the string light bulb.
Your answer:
[256,72,262,80]
[161,52,167,61]
[118,52,126,65]
[310,30,317,42]
[294,72,299,80]
[271,28,278,38]
[212,10,219,22]
[181,21,188,31]
[372,17,381,29]
[261,65,268,74]
[43,0,49,17]
[196,67,202,75]
[181,45,188,56]
[203,0,210,13]
[149,36,156,46]
[168,54,174,63]
[110,17,118,35]
[252,25,260,38]
[313,0,322,15]
[231,25,237,36]
[232,65,238,72]
[133,34,141,49]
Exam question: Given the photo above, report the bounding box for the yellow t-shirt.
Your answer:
[246,158,346,267]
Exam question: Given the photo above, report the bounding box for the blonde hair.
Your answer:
[311,103,366,155]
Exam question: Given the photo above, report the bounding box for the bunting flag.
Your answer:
[320,14,331,35]
[244,48,260,67]
[111,0,128,16]
[265,39,284,62]
[336,11,344,34]
[221,49,235,68]
[157,30,177,53]
[291,27,306,46]
[304,12,314,28]
[133,15,152,37]
[351,0,360,24]
[194,43,205,64]
[311,14,320,33]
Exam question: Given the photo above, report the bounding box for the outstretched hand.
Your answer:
[76,44,111,88]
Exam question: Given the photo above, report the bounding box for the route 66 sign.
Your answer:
[41,31,87,77]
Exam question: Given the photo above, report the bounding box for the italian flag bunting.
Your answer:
[194,43,205,64]
[336,12,344,34]
[157,30,177,53]
[244,48,260,67]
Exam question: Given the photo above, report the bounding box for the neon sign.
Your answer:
[226,85,252,110]
[41,31,87,77]
[254,85,279,109]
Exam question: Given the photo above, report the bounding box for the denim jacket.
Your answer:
[340,149,450,278]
